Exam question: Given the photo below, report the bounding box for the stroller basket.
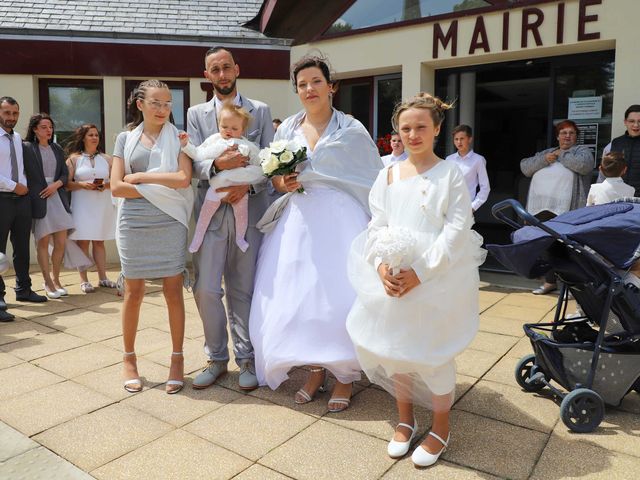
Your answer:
[525,323,640,406]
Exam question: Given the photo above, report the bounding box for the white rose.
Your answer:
[270,140,288,154]
[262,154,280,175]
[279,150,294,164]
[258,148,271,163]
[286,139,301,153]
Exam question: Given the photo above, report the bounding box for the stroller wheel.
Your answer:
[515,354,546,392]
[560,388,604,433]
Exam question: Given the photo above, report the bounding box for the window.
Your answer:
[38,79,104,147]
[334,78,373,133]
[326,0,493,34]
[124,80,190,131]
[375,75,402,139]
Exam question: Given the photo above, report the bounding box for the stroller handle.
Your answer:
[491,199,570,242]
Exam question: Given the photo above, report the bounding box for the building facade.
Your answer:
[1,0,297,262]
[253,0,636,256]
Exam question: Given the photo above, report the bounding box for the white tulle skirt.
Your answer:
[346,230,484,409]
[250,184,369,389]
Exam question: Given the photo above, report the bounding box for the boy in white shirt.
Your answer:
[445,125,490,212]
[381,132,408,167]
[587,151,635,206]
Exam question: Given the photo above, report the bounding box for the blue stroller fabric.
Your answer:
[487,202,640,278]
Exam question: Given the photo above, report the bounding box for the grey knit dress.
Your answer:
[114,132,187,279]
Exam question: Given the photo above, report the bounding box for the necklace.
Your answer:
[83,151,98,168]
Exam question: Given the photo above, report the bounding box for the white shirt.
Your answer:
[381,151,408,167]
[587,177,635,206]
[445,149,490,211]
[213,92,241,112]
[0,129,27,192]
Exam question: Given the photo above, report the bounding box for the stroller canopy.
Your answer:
[487,202,640,278]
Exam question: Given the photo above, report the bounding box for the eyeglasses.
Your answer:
[558,131,577,136]
[145,100,172,111]
[625,120,640,126]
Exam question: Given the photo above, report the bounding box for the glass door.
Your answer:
[435,51,614,271]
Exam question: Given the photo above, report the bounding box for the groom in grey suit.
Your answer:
[188,46,274,390]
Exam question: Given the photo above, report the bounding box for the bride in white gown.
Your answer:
[249,55,382,412]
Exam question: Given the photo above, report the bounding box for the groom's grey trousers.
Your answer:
[192,183,268,366]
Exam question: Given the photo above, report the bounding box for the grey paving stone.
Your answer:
[0,421,38,462]
[0,446,95,480]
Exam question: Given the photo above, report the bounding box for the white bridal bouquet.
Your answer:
[371,227,417,275]
[259,139,307,193]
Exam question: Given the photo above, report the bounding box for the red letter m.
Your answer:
[433,21,458,59]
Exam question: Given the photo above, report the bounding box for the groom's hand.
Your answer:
[213,145,249,171]
[217,185,250,204]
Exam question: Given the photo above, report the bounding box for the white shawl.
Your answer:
[257,109,382,233]
[122,122,194,228]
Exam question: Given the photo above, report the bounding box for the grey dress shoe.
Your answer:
[238,360,258,391]
[192,361,227,389]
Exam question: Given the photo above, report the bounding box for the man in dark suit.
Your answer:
[188,47,274,390]
[0,97,46,323]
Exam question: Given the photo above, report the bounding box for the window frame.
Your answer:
[38,78,105,147]
[123,80,190,131]
[319,0,561,42]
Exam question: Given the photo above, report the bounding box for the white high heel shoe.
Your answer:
[411,431,449,467]
[43,284,61,299]
[123,352,142,393]
[387,419,417,458]
[166,352,184,395]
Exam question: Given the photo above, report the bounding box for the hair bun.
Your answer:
[391,93,454,131]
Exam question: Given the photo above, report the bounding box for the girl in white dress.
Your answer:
[249,55,382,412]
[66,124,117,293]
[347,94,485,467]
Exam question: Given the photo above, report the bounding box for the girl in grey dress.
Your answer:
[111,80,193,395]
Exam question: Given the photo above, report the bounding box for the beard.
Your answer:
[214,79,237,96]
[0,119,16,130]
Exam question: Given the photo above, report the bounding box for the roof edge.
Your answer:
[1,28,292,48]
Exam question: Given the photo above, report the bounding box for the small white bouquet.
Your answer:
[259,139,308,193]
[371,226,417,275]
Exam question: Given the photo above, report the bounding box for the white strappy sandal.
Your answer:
[387,418,418,458]
[411,431,450,467]
[294,367,327,404]
[328,382,353,413]
[166,351,184,395]
[123,352,142,393]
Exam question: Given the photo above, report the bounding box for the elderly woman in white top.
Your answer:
[520,119,594,294]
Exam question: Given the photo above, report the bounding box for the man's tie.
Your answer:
[7,132,19,183]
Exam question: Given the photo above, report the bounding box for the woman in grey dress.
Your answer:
[22,114,74,299]
[111,80,193,394]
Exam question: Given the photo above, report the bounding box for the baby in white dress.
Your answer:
[180,103,262,252]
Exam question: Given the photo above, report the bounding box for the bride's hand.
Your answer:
[377,263,403,297]
[273,173,302,193]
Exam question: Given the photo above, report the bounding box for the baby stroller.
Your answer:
[486,199,640,433]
